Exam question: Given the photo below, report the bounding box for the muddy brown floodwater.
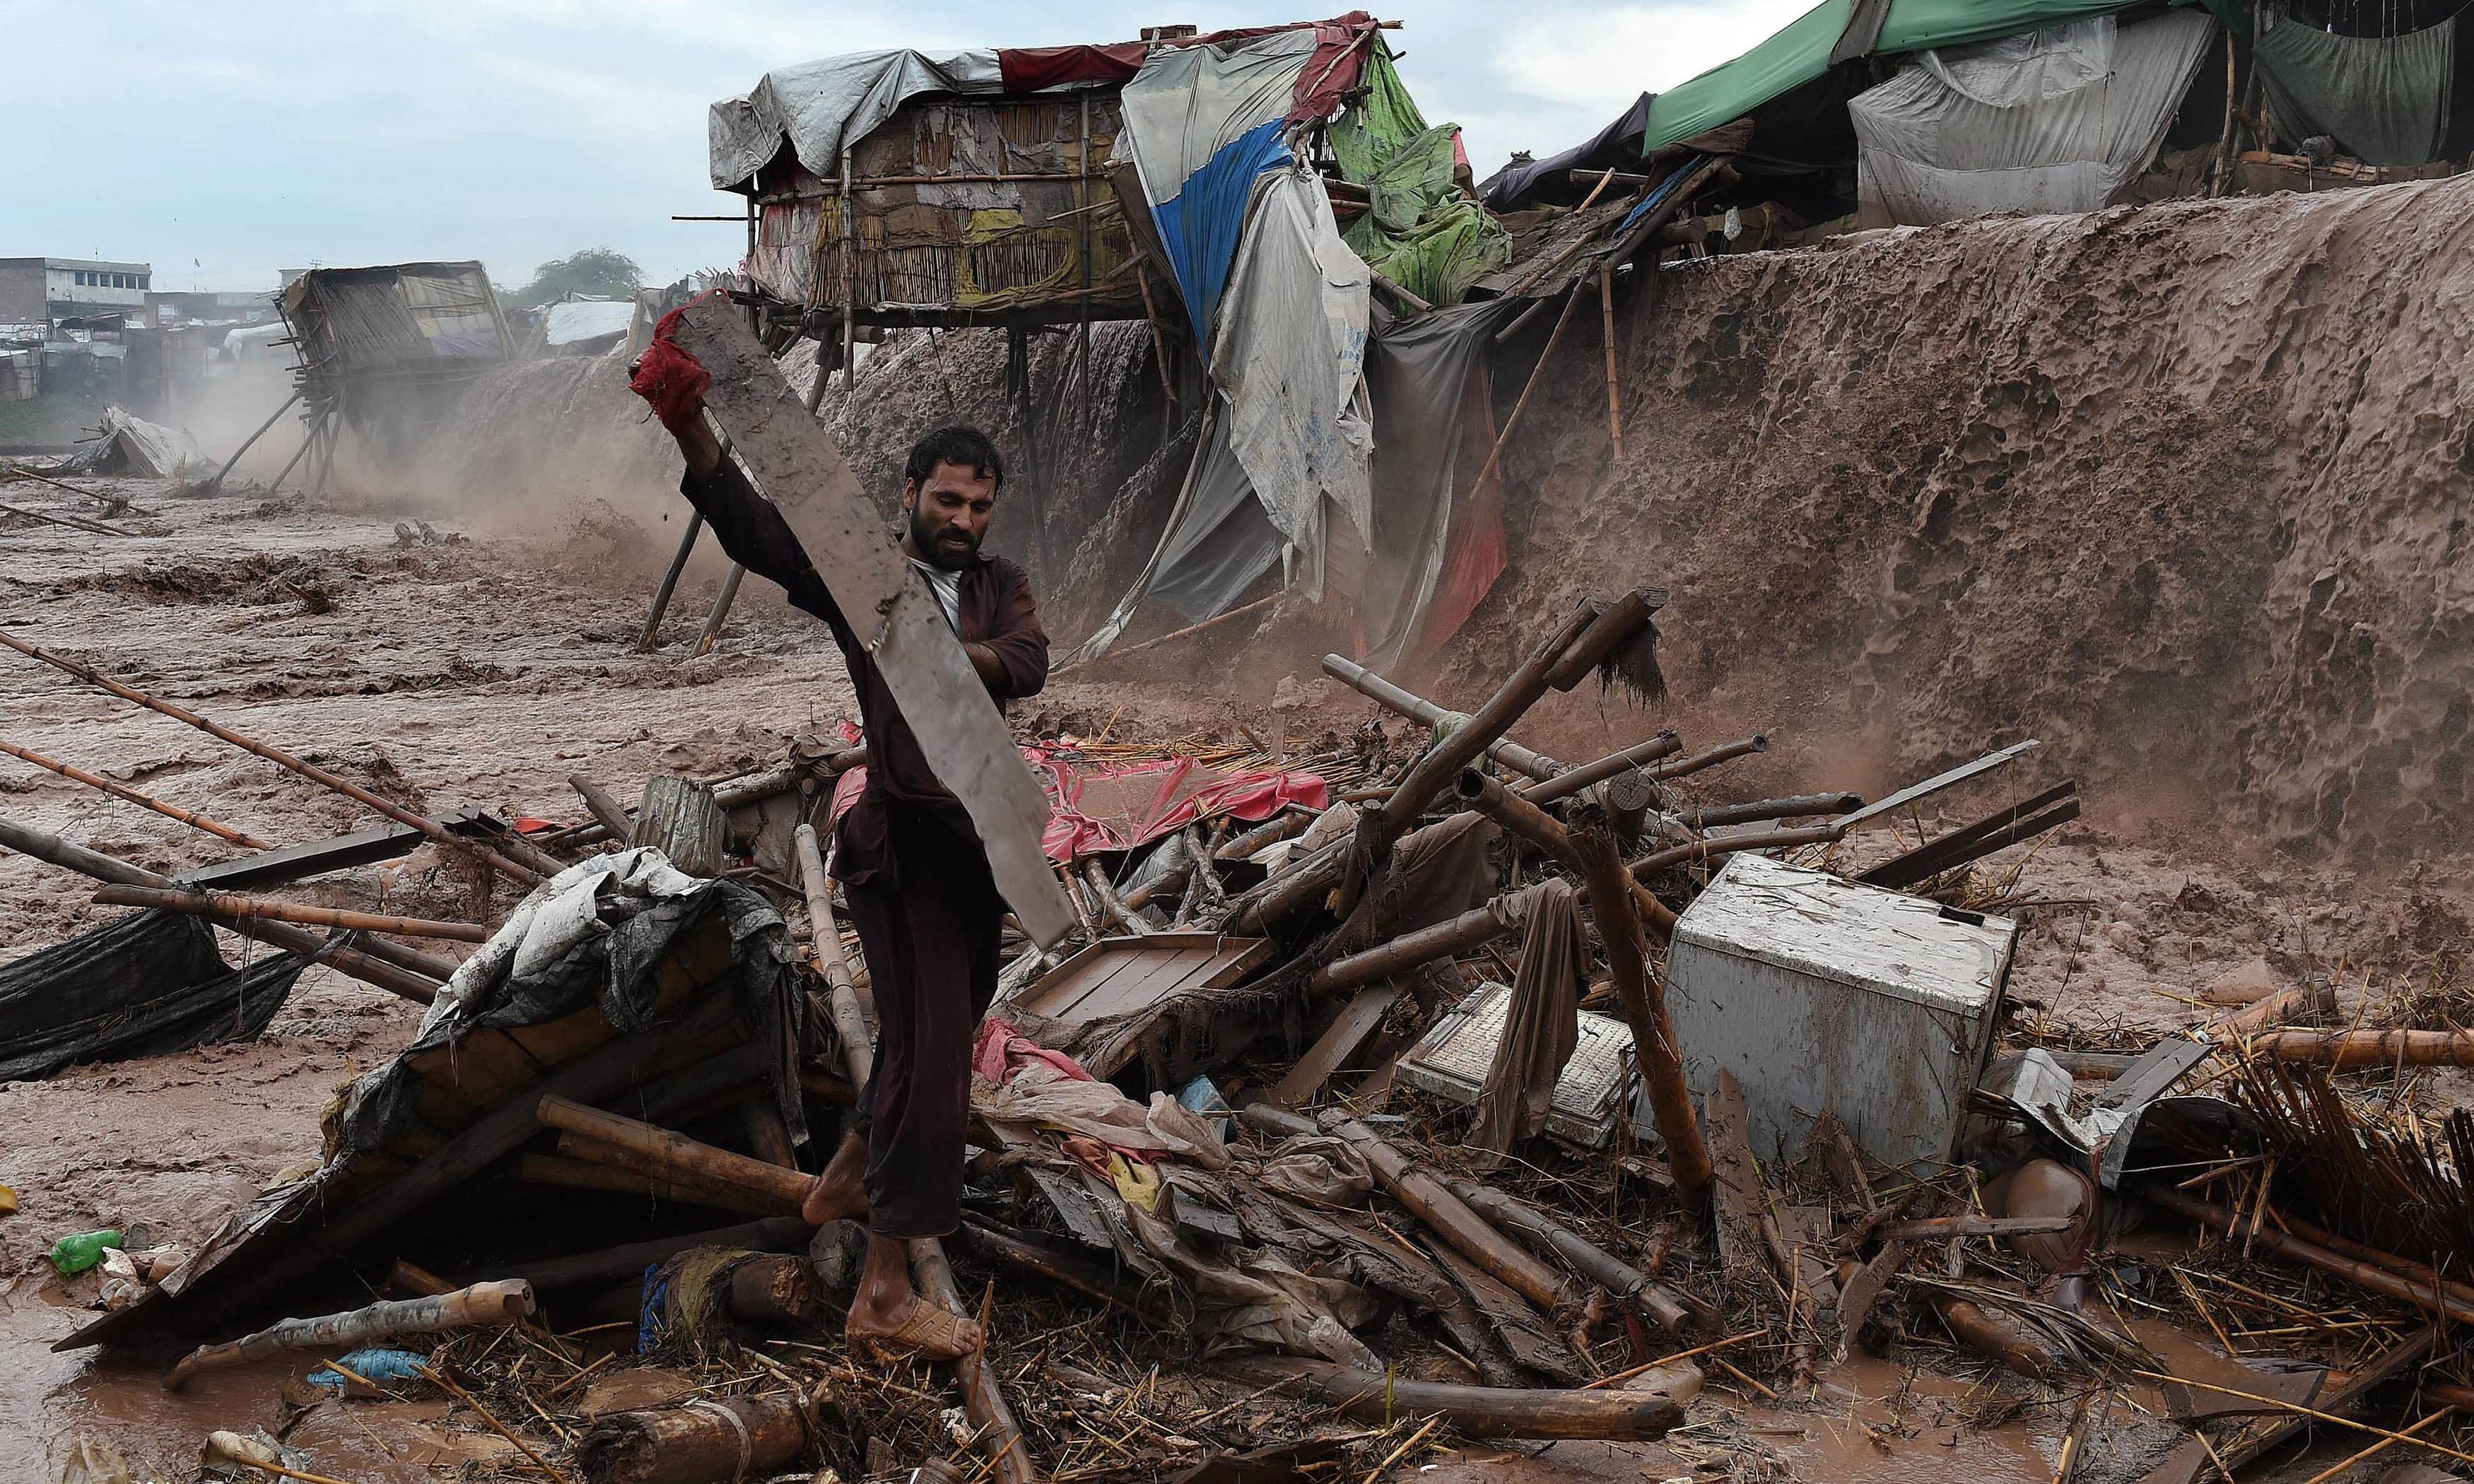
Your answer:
[0,474,2466,1480]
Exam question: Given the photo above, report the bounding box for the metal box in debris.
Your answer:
[1667,854,2015,1172]
[1397,982,1636,1148]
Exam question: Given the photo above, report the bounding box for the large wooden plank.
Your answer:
[670,298,1072,948]
[1268,984,1401,1108]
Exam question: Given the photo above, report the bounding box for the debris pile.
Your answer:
[14,548,2474,1484]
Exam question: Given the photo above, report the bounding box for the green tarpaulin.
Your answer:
[1638,0,2237,154]
[1333,50,1511,307]
[2256,14,2454,166]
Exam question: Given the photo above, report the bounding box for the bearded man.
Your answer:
[652,396,1044,1361]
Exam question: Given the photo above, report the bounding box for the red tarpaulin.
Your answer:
[832,747,1328,863]
[996,42,1149,93]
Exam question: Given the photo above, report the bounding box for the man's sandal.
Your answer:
[849,1300,981,1362]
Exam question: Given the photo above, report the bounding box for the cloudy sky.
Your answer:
[6,0,1812,295]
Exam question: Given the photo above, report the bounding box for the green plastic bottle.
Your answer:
[47,1230,123,1276]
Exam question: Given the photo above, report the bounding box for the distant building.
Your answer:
[0,257,154,326]
[143,288,279,326]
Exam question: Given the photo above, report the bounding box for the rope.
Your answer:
[685,1398,754,1482]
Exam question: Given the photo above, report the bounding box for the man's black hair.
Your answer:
[903,425,1004,492]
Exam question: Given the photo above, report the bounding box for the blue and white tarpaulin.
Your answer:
[1118,29,1325,353]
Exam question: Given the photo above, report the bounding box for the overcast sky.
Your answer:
[6,0,1812,295]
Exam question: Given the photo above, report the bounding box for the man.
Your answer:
[635,350,1045,1361]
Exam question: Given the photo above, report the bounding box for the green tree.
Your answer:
[501,248,643,311]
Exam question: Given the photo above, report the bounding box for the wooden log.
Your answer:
[537,1095,809,1208]
[690,561,746,658]
[1242,1105,1568,1314]
[1305,890,1527,995]
[1443,1177,1696,1334]
[2209,980,2335,1038]
[1084,859,1149,935]
[523,1150,784,1219]
[1928,1291,2059,1380]
[795,823,872,1088]
[574,1392,811,1484]
[569,775,634,840]
[1318,653,1562,781]
[0,628,550,885]
[0,737,274,847]
[1211,1356,1694,1440]
[669,296,1073,948]
[636,510,704,652]
[476,1218,811,1292]
[1516,731,1682,806]
[1214,808,1313,861]
[632,775,728,877]
[92,883,488,943]
[2248,1030,2474,1066]
[2141,1182,2474,1326]
[910,1239,1038,1483]
[0,813,444,1003]
[726,1252,820,1325]
[165,1280,533,1389]
[1875,1215,2073,1241]
[1644,734,1766,781]
[953,1218,1178,1326]
[1571,826,1711,1217]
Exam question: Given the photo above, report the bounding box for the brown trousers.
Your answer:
[841,803,1004,1239]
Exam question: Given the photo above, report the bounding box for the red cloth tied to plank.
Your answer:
[831,746,1327,862]
[997,42,1148,93]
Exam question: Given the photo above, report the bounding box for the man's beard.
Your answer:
[911,510,979,570]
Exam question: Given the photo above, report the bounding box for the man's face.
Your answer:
[904,460,999,570]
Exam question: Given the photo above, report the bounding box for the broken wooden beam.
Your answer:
[1212,1356,1695,1439]
[1856,781,2079,890]
[668,295,1073,948]
[1875,1214,2075,1241]
[165,1280,533,1389]
[0,628,553,885]
[176,819,428,891]
[0,736,274,848]
[92,883,489,943]
[0,813,445,1002]
[523,1150,783,1219]
[537,1095,809,1208]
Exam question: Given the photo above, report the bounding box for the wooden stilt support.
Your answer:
[202,391,302,490]
[691,563,746,658]
[1600,262,1623,457]
[636,510,703,652]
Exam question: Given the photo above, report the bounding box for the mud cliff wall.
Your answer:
[1465,177,2474,864]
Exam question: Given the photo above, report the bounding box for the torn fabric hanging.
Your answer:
[1848,10,2217,228]
[706,49,1004,188]
[2256,13,2456,167]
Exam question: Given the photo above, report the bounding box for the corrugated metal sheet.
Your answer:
[1667,854,2015,1170]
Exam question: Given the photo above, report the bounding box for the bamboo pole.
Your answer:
[635,510,704,652]
[691,563,746,659]
[93,883,487,941]
[1320,653,1561,780]
[165,1280,533,1389]
[1645,734,1768,780]
[1464,282,1590,503]
[2249,1030,2474,1066]
[1444,1177,1694,1333]
[201,389,302,490]
[1571,826,1711,1218]
[0,501,134,537]
[0,736,274,848]
[795,823,872,1088]
[0,813,445,1001]
[0,627,550,885]
[1599,262,1623,457]
[1517,731,1682,806]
